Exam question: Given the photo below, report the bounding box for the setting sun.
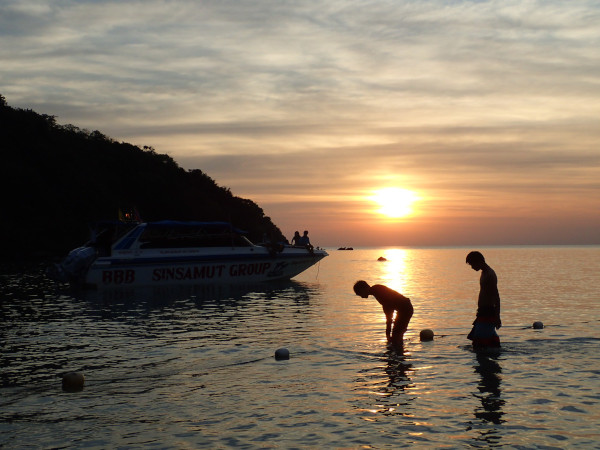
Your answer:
[371,188,418,218]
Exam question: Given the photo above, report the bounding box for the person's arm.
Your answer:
[489,269,502,329]
[384,307,394,340]
[495,297,502,329]
[482,268,502,329]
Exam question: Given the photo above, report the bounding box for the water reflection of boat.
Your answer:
[48,221,327,289]
[76,279,316,304]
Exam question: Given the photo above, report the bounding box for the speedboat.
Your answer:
[48,220,327,288]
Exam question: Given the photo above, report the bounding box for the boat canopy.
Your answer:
[133,221,252,249]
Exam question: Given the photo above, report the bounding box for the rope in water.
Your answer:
[415,318,600,340]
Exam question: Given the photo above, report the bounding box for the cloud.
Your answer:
[2,0,599,244]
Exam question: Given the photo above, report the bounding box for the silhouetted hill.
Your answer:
[0,94,286,258]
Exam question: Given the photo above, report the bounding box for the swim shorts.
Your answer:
[467,319,500,348]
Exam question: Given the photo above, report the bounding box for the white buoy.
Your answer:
[275,348,290,360]
[420,329,434,341]
[62,372,85,392]
[533,321,544,329]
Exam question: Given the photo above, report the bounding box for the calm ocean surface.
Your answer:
[1,246,599,448]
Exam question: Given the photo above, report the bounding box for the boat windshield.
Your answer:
[88,221,139,256]
[138,223,253,249]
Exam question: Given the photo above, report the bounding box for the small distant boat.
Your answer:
[48,220,327,288]
[337,247,354,250]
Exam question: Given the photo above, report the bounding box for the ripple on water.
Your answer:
[2,251,600,448]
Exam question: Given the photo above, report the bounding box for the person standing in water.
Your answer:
[353,280,413,347]
[466,251,501,349]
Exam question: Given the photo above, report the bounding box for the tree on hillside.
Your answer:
[0,95,285,257]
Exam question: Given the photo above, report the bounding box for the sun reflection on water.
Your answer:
[379,248,410,294]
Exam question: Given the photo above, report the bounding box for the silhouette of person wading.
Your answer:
[466,251,502,350]
[353,281,413,348]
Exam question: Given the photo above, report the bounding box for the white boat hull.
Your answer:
[83,247,327,288]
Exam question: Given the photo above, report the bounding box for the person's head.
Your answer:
[466,251,485,271]
[353,280,371,298]
[294,231,300,236]
[303,230,309,236]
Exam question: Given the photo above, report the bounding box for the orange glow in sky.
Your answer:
[3,1,599,247]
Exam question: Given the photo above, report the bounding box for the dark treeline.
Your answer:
[0,94,286,258]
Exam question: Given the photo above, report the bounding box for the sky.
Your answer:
[2,0,599,247]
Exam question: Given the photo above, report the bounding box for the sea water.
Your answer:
[1,247,599,448]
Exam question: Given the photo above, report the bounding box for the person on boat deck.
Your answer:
[291,231,301,246]
[298,230,311,246]
[466,251,501,349]
[353,281,413,347]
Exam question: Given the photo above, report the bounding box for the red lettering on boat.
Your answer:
[102,269,135,285]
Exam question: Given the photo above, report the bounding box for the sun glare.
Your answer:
[371,188,418,218]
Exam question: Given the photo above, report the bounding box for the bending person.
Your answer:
[353,280,413,347]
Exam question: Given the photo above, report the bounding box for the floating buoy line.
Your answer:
[412,320,590,341]
[59,319,599,391]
